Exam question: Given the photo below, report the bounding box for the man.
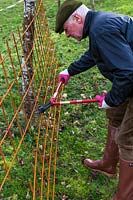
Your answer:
[55,0,133,199]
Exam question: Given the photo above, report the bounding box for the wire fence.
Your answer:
[0,0,62,199]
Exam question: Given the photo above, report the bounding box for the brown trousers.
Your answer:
[106,98,133,161]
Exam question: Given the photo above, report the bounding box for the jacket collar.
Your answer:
[82,10,94,39]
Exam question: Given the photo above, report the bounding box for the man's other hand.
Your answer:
[95,91,111,109]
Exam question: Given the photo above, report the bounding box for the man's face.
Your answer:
[63,14,84,41]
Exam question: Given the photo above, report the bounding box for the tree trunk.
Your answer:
[22,0,35,117]
[90,0,95,11]
[57,0,61,8]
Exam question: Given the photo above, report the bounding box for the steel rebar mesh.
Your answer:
[0,0,61,199]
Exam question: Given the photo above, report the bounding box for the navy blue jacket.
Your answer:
[68,11,133,107]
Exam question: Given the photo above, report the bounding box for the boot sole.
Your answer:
[91,168,117,178]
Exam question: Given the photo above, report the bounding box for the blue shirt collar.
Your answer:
[82,10,94,39]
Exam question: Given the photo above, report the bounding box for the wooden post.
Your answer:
[57,0,61,8]
[22,0,35,117]
[90,0,95,11]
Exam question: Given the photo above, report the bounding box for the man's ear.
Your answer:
[72,13,82,24]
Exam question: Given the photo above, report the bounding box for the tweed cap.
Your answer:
[55,0,82,34]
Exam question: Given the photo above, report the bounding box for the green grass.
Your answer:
[0,0,132,199]
[0,0,23,52]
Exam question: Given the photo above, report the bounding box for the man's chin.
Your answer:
[71,35,82,41]
[77,38,82,41]
[76,36,82,41]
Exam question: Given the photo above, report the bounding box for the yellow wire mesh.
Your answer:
[0,0,62,199]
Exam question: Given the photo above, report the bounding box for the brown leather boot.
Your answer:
[82,124,119,178]
[112,158,133,200]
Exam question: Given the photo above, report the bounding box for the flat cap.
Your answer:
[55,0,82,34]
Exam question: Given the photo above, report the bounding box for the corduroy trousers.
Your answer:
[106,97,133,161]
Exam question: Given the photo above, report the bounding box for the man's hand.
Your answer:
[95,91,111,109]
[58,69,70,85]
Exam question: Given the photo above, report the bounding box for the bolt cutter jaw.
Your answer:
[34,102,52,113]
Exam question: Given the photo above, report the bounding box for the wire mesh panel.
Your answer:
[0,0,61,199]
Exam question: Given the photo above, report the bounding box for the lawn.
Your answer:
[0,0,132,199]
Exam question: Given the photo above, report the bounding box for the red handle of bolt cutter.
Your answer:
[52,98,99,106]
[50,79,64,103]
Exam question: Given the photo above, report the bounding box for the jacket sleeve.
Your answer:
[95,31,133,106]
[68,49,96,76]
